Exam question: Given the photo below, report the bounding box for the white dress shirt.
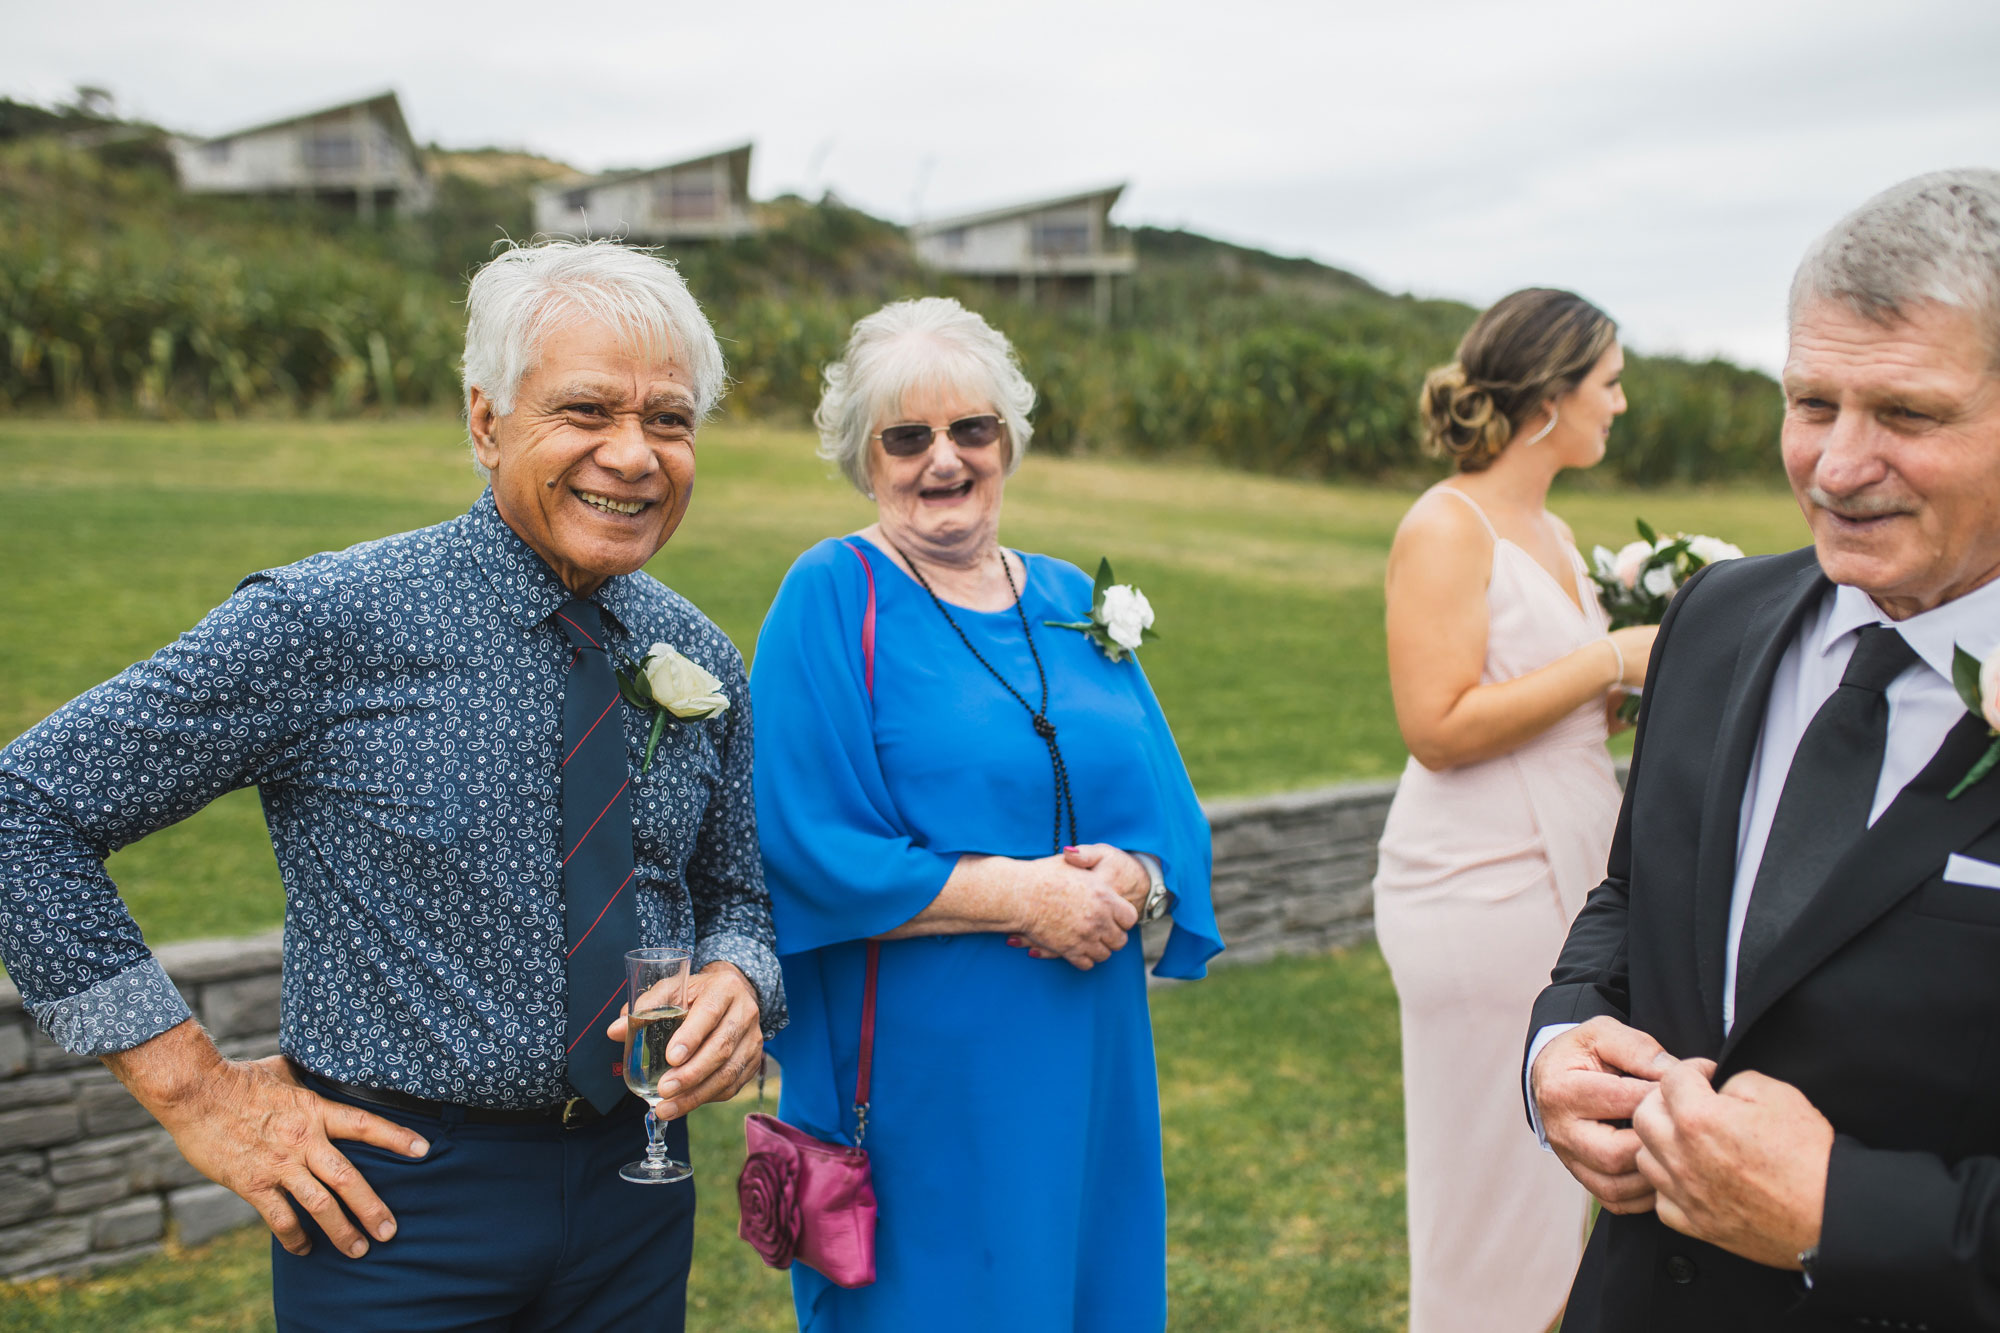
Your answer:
[1527,572,2000,1138]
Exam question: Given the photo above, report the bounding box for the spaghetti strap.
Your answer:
[1426,484,1499,541]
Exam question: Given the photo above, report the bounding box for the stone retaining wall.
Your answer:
[0,779,1401,1281]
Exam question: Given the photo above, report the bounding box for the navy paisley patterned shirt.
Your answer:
[0,490,784,1106]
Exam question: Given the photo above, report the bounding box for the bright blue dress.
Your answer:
[752,536,1222,1333]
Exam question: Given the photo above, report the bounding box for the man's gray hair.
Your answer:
[814,297,1037,497]
[461,238,727,471]
[1790,168,2000,365]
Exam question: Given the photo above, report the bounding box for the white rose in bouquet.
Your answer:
[1686,535,1745,565]
[1641,565,1677,598]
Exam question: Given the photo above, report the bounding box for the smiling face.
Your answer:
[1542,341,1627,468]
[470,319,699,597]
[867,378,1010,565]
[1782,298,2000,619]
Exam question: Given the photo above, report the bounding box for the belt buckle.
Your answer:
[561,1096,588,1130]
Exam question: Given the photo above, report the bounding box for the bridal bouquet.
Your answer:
[1590,520,1744,630]
[1590,520,1744,721]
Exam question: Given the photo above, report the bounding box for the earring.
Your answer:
[1522,407,1560,446]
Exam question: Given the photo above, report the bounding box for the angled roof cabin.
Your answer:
[910,185,1136,322]
[533,144,756,242]
[170,91,433,219]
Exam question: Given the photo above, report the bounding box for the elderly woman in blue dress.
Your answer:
[751,297,1221,1332]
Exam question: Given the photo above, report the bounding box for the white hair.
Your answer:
[461,238,727,472]
[1790,168,2000,366]
[813,297,1037,497]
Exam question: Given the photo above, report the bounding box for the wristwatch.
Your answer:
[1136,853,1175,924]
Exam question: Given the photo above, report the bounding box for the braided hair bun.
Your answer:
[1419,362,1512,471]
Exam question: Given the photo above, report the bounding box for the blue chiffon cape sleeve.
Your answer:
[750,540,959,956]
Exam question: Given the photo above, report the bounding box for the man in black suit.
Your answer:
[1529,168,2000,1331]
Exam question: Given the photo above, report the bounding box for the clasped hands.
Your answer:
[1005,843,1151,970]
[1530,1016,1834,1270]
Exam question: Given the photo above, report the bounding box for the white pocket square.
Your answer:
[1943,853,2000,890]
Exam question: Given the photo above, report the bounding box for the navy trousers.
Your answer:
[272,1076,694,1333]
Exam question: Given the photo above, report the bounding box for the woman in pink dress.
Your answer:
[1374,289,1658,1333]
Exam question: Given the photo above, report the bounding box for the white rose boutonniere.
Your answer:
[615,642,730,773]
[1044,558,1158,663]
[1947,644,2000,799]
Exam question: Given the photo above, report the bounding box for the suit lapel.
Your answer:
[1722,710,2000,1059]
[1690,561,1828,1041]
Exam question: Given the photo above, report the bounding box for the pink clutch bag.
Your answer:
[737,939,881,1287]
[739,539,882,1286]
[738,1105,878,1286]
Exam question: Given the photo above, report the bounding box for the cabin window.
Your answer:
[659,172,719,220]
[1031,218,1091,256]
[304,131,360,170]
[203,141,232,164]
[941,228,967,252]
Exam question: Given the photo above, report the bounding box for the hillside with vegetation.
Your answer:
[0,107,1785,485]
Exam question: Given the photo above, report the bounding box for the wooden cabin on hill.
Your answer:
[169,91,433,219]
[533,144,757,242]
[909,184,1136,324]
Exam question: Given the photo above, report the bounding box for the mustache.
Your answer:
[1806,485,1913,519]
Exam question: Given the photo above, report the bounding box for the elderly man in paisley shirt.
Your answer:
[0,240,783,1331]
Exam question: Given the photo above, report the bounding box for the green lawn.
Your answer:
[0,415,1810,945]
[0,948,1408,1333]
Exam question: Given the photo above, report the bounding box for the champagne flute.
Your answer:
[619,947,695,1185]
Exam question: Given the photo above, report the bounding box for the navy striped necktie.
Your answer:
[553,598,641,1112]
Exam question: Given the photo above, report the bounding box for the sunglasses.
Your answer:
[872,414,1006,458]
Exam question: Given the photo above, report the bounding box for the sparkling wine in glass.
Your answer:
[620,947,694,1185]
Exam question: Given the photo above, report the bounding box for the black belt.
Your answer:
[301,1068,638,1130]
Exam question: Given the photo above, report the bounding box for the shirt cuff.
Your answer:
[693,931,788,1039]
[1525,1022,1580,1149]
[36,957,193,1056]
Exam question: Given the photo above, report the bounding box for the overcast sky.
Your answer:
[6,0,1997,371]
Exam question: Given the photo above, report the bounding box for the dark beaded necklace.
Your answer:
[888,540,1077,853]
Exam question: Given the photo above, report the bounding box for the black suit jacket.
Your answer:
[1532,547,2000,1332]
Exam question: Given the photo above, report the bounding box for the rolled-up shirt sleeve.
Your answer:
[0,575,320,1053]
[683,642,786,1038]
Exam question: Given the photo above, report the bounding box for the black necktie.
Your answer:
[1738,623,1919,988]
[554,598,641,1112]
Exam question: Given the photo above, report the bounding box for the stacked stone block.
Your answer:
[0,931,280,1281]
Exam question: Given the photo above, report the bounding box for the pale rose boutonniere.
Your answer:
[1044,558,1158,663]
[1946,644,2000,799]
[615,642,730,773]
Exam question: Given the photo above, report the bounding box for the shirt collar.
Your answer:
[1821,575,2000,685]
[462,488,636,640]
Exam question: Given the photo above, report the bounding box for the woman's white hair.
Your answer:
[814,297,1037,496]
[1790,168,2000,366]
[461,238,727,472]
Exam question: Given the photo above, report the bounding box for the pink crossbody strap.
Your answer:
[841,539,882,1145]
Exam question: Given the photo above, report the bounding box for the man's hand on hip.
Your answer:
[102,1020,429,1258]
[607,960,763,1120]
[1532,1015,1670,1213]
[1633,1057,1832,1269]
